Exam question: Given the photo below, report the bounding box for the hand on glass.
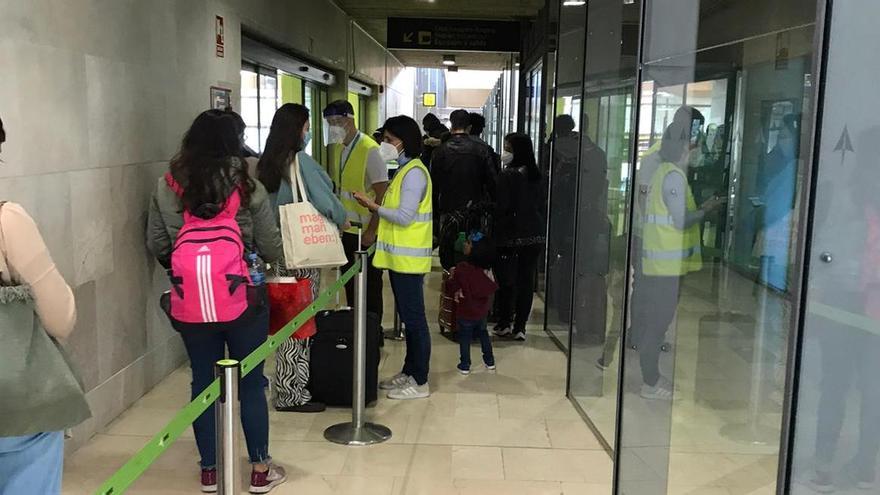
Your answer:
[353,191,379,212]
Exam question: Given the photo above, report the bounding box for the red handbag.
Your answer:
[267,277,316,340]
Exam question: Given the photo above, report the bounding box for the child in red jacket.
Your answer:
[448,232,498,374]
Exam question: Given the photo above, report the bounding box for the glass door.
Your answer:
[788,1,880,493]
[616,1,819,493]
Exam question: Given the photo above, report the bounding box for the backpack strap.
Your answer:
[164,172,184,198]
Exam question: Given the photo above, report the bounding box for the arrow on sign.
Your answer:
[403,32,414,43]
[834,125,854,166]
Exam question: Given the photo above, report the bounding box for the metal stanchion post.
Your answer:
[325,250,392,445]
[215,359,240,494]
[388,302,405,341]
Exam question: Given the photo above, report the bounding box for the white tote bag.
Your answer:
[279,155,348,269]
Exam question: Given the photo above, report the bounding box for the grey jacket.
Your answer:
[146,174,284,268]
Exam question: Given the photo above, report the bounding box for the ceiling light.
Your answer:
[563,0,586,5]
[442,54,456,66]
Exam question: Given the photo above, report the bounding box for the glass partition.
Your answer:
[567,0,640,455]
[616,1,818,493]
[789,1,880,493]
[544,0,586,350]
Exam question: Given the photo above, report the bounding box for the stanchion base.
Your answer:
[324,422,392,446]
[720,422,779,445]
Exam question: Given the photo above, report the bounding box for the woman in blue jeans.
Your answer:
[354,115,434,400]
[146,109,287,493]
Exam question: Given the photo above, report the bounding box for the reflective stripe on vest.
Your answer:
[339,134,379,233]
[373,159,434,274]
[641,162,703,276]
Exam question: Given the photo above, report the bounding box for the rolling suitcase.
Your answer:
[308,308,382,407]
[438,270,458,335]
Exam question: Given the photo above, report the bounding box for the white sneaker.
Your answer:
[640,383,673,400]
[513,331,526,342]
[387,378,430,400]
[380,373,411,390]
[493,325,513,338]
[485,363,497,373]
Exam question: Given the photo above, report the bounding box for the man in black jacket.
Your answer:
[431,109,497,218]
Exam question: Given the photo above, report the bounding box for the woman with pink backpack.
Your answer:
[146,109,287,494]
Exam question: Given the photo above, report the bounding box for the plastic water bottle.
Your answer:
[247,253,265,286]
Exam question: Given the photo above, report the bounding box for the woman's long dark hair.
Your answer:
[504,132,541,182]
[257,103,310,193]
[170,109,253,217]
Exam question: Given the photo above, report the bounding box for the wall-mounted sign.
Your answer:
[422,92,437,107]
[211,86,232,110]
[387,17,520,52]
[215,15,225,57]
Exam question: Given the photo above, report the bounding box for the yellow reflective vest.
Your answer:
[373,159,433,274]
[339,134,379,234]
[642,162,703,276]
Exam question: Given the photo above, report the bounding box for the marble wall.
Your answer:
[0,0,409,451]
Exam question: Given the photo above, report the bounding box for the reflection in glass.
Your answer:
[616,8,816,493]
[544,0,586,350]
[790,2,880,492]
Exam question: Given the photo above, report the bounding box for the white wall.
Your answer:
[0,0,410,451]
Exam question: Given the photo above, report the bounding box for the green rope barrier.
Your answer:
[94,250,370,495]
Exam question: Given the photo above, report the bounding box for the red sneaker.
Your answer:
[200,468,217,493]
[249,463,287,494]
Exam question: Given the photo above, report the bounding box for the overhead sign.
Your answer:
[387,17,521,52]
[422,93,437,107]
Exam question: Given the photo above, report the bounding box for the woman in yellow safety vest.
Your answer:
[353,115,434,400]
[631,106,725,401]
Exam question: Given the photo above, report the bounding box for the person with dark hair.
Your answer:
[447,232,498,375]
[421,113,449,168]
[492,133,546,341]
[468,113,486,138]
[146,109,287,493]
[323,99,388,323]
[256,103,348,414]
[629,106,725,400]
[353,115,434,400]
[430,109,497,253]
[225,107,260,159]
[0,116,88,494]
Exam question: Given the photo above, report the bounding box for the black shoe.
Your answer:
[276,401,326,413]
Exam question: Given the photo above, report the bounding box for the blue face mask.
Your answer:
[395,153,410,166]
[302,131,312,148]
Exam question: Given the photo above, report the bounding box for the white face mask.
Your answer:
[326,125,347,145]
[500,151,514,166]
[379,142,400,162]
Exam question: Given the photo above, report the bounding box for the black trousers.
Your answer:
[630,274,681,387]
[496,244,543,333]
[342,232,384,323]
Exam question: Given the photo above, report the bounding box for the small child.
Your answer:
[448,232,498,375]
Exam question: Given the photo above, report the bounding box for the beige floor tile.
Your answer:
[497,395,582,421]
[405,415,551,448]
[272,475,394,495]
[392,477,459,495]
[561,482,614,495]
[546,419,605,450]
[451,446,504,480]
[454,393,499,418]
[271,440,350,476]
[268,410,318,441]
[455,479,564,495]
[342,444,416,477]
[502,448,612,483]
[102,405,195,438]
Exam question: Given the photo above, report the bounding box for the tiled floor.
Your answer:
[62,271,614,494]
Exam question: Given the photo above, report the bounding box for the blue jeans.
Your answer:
[180,308,271,468]
[389,272,431,385]
[457,319,495,370]
[0,432,63,494]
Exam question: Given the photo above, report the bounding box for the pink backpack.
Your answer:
[166,173,251,324]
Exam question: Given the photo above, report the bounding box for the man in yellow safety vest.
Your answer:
[323,100,389,321]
